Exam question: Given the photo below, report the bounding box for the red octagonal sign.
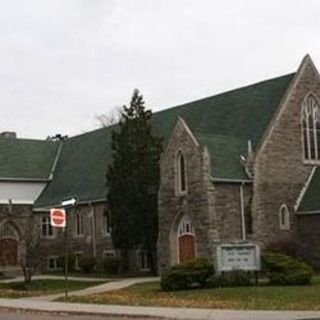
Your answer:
[50,208,66,228]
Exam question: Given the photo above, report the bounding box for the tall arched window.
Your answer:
[176,151,187,194]
[279,204,290,231]
[302,94,320,162]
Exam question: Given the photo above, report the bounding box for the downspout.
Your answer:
[90,203,97,258]
[240,182,246,241]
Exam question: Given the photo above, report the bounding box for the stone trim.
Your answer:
[256,55,319,162]
[211,177,252,183]
[48,141,64,180]
[294,166,317,212]
[177,117,200,148]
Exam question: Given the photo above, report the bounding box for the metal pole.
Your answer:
[64,210,69,300]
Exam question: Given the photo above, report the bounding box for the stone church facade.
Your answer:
[1,55,320,274]
[158,55,320,270]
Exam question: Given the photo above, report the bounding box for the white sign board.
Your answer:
[50,208,66,228]
[61,197,77,208]
[216,242,261,272]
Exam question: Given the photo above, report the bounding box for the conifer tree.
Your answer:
[106,89,162,273]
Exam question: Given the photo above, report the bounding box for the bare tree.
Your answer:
[19,216,44,285]
[96,106,122,127]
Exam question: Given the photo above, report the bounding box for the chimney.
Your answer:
[0,132,17,139]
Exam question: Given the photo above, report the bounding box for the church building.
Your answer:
[0,55,320,274]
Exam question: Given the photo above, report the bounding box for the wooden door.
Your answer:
[179,235,195,263]
[0,239,18,266]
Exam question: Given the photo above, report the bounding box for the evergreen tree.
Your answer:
[106,89,163,273]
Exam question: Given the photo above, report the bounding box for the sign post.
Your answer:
[216,242,261,285]
[50,197,77,301]
[60,197,77,301]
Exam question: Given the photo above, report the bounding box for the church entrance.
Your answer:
[178,216,195,263]
[0,223,19,266]
[0,239,18,266]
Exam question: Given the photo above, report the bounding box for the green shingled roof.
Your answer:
[0,137,59,180]
[35,73,294,207]
[298,168,320,213]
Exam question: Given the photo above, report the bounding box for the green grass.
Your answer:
[67,277,320,310]
[0,279,103,298]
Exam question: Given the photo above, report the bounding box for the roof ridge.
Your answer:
[155,72,295,116]
[0,137,57,143]
[64,72,295,142]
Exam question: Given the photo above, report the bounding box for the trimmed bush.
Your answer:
[79,256,96,274]
[262,252,313,285]
[161,258,214,291]
[102,256,120,274]
[209,270,253,288]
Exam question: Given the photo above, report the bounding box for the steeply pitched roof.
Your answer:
[298,168,320,213]
[35,72,294,208]
[0,137,59,180]
[35,128,112,208]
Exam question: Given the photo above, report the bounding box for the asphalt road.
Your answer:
[0,309,163,320]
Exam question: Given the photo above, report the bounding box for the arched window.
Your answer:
[176,151,187,194]
[302,94,320,162]
[279,204,290,230]
[0,223,18,240]
[178,216,195,236]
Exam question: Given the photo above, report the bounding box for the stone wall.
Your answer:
[158,119,216,271]
[252,57,320,247]
[35,202,114,271]
[296,214,320,268]
[214,183,252,242]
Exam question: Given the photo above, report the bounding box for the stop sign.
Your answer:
[50,208,66,228]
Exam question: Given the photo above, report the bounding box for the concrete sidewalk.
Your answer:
[0,275,110,283]
[0,298,320,320]
[21,277,159,301]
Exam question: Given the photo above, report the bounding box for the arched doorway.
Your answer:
[0,222,19,266]
[178,216,195,263]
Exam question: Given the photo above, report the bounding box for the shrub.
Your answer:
[58,254,76,273]
[264,239,298,257]
[79,256,96,274]
[161,258,214,291]
[102,256,120,274]
[209,270,253,287]
[262,252,313,285]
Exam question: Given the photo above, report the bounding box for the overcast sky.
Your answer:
[1,0,320,139]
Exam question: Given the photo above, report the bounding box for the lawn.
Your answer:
[67,276,320,310]
[0,279,103,298]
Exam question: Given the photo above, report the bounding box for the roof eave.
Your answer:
[0,177,50,182]
[33,197,107,211]
[211,177,252,183]
[296,210,320,215]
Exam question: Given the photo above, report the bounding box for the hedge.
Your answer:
[161,258,214,291]
[262,252,313,285]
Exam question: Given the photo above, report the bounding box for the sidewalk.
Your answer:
[0,275,110,283]
[20,277,159,301]
[0,298,320,320]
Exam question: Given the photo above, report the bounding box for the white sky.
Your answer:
[1,0,320,139]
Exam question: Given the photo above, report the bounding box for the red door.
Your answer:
[179,235,195,263]
[0,239,18,266]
